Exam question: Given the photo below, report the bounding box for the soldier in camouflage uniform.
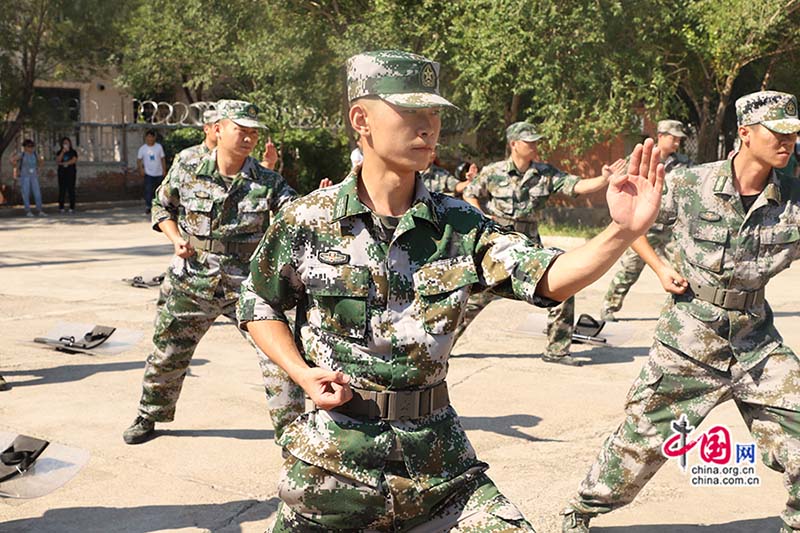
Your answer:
[171,108,220,171]
[563,91,800,533]
[462,124,625,365]
[238,49,665,532]
[600,120,693,322]
[123,100,304,445]
[420,147,475,197]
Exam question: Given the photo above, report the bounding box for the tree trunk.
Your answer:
[694,95,718,163]
[505,93,522,125]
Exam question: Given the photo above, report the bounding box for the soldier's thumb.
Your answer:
[332,371,351,385]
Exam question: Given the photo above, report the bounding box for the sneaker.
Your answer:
[25,211,34,217]
[37,211,47,217]
[543,353,583,366]
[0,375,9,392]
[59,208,65,214]
[123,416,156,444]
[68,208,74,214]
[600,309,617,322]
[562,509,593,533]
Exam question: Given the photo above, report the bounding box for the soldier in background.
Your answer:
[239,49,664,532]
[563,91,800,533]
[420,146,476,197]
[123,100,304,445]
[462,123,625,365]
[600,119,693,321]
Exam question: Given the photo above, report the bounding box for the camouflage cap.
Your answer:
[506,122,543,142]
[202,108,220,124]
[346,50,455,108]
[216,99,265,129]
[736,91,800,134]
[657,119,687,138]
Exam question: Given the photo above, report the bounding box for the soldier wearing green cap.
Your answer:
[239,49,666,532]
[123,99,305,445]
[599,119,693,322]
[167,107,221,178]
[562,91,800,533]
[462,122,626,365]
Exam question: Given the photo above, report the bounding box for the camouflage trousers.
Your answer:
[454,290,575,357]
[570,341,800,530]
[136,276,304,438]
[271,453,535,532]
[601,229,673,315]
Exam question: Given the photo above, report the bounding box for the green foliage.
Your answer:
[274,128,350,195]
[161,127,204,164]
[113,0,800,164]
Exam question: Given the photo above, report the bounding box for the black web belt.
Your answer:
[691,282,765,311]
[332,382,450,421]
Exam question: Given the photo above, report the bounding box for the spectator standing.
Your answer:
[11,139,45,217]
[137,130,166,215]
[56,137,78,214]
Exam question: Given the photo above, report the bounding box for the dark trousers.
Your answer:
[58,174,76,210]
[143,174,163,210]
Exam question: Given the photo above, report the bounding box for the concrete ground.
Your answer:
[1,203,799,532]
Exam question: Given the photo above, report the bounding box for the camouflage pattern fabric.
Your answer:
[601,152,691,315]
[736,91,800,133]
[420,163,460,196]
[463,158,580,223]
[137,150,304,437]
[570,157,800,530]
[272,463,534,532]
[239,170,563,528]
[460,158,579,355]
[346,50,454,108]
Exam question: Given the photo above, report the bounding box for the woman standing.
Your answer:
[11,139,45,217]
[56,137,78,213]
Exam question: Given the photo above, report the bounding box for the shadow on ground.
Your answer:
[159,428,274,441]
[0,497,279,533]
[452,346,646,365]
[3,359,209,388]
[460,414,558,442]
[594,516,781,532]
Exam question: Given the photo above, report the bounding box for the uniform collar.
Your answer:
[713,157,782,204]
[196,150,260,182]
[333,170,440,229]
[505,157,539,176]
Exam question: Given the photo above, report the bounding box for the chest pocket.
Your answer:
[181,196,214,237]
[307,264,370,339]
[238,197,271,235]
[758,225,800,275]
[487,179,514,216]
[414,256,479,335]
[685,221,728,273]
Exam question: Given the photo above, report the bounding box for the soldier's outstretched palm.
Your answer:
[606,138,665,235]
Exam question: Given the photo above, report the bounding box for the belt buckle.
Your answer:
[388,391,420,420]
[722,290,745,310]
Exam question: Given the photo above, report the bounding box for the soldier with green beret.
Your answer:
[599,119,693,322]
[239,49,665,531]
[563,91,800,533]
[462,122,626,365]
[123,99,305,445]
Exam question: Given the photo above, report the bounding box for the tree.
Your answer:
[0,0,123,157]
[668,0,800,161]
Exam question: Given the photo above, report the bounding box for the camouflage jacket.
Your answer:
[152,150,297,300]
[463,158,580,228]
[420,163,459,195]
[238,170,562,490]
[650,151,693,233]
[656,158,800,371]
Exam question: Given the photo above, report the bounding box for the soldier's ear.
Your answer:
[738,125,751,148]
[349,102,370,137]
